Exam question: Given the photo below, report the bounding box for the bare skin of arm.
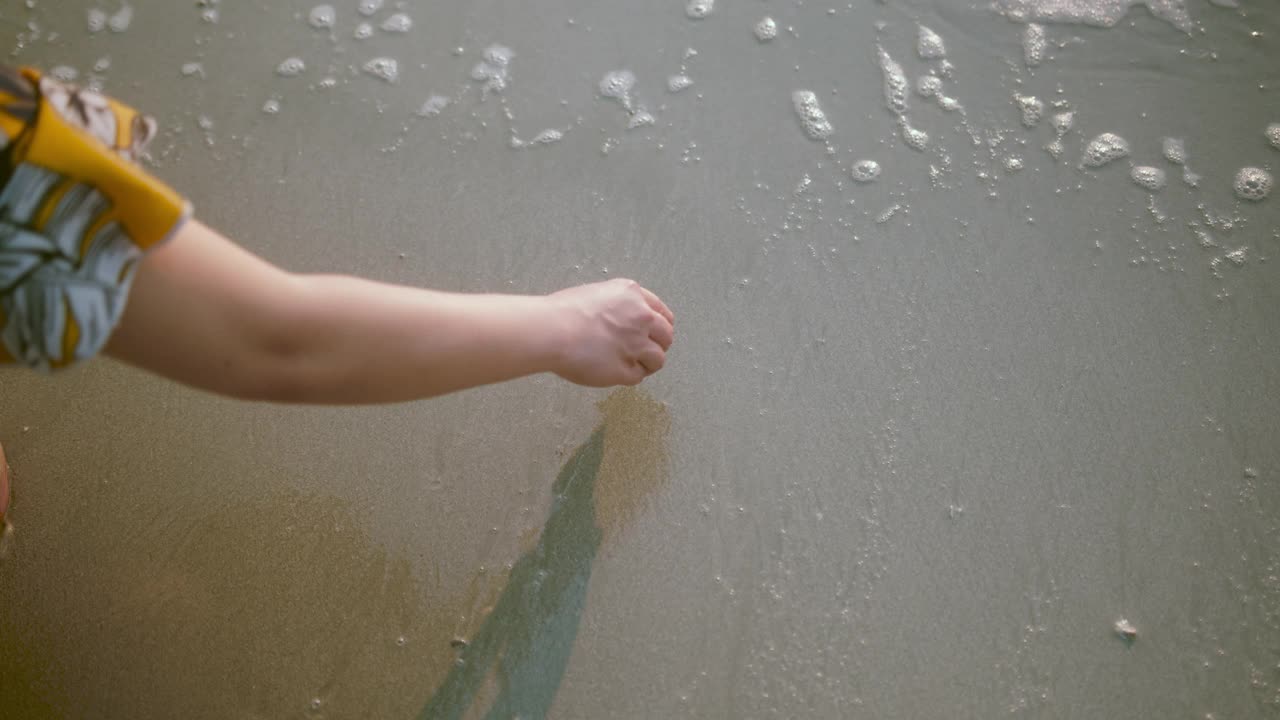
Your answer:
[105,220,675,404]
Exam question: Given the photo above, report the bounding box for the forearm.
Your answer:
[274,276,564,403]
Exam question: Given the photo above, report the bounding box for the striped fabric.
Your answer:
[0,66,189,370]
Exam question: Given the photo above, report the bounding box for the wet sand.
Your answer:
[2,1,1279,718]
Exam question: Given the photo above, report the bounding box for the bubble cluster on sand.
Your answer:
[362,57,399,83]
[1023,23,1047,66]
[792,90,833,140]
[686,0,714,19]
[917,26,946,59]
[851,159,882,183]
[262,98,281,114]
[899,118,929,151]
[755,17,777,41]
[1266,123,1280,150]
[308,4,335,29]
[50,66,78,82]
[667,74,693,93]
[276,57,306,77]
[917,75,943,98]
[878,47,909,116]
[1082,132,1129,167]
[995,0,1192,33]
[627,109,656,129]
[600,70,637,111]
[1015,94,1044,128]
[530,128,564,145]
[1051,111,1074,135]
[1233,167,1272,201]
[417,95,450,117]
[1161,137,1186,164]
[357,0,383,16]
[1130,166,1167,191]
[87,8,107,32]
[380,13,411,32]
[471,45,513,94]
[353,22,373,39]
[108,4,133,32]
[1004,155,1025,172]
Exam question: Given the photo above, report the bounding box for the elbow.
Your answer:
[218,275,328,404]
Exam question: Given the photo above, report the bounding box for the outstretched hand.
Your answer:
[547,279,675,387]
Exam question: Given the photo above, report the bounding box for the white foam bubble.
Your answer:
[108,3,133,33]
[1082,132,1129,167]
[917,26,947,59]
[667,74,693,93]
[686,0,714,19]
[362,57,399,83]
[1004,155,1025,172]
[180,62,204,78]
[627,108,655,130]
[851,159,882,183]
[530,128,564,145]
[1015,94,1044,128]
[1130,165,1167,191]
[755,17,777,41]
[1161,137,1186,164]
[417,95,450,117]
[1051,111,1074,135]
[899,117,929,151]
[917,75,943,98]
[308,4,335,29]
[276,57,306,77]
[353,22,373,39]
[472,46,513,94]
[1045,138,1065,158]
[93,57,111,72]
[600,70,637,111]
[792,90,834,140]
[357,0,383,17]
[1266,123,1280,150]
[50,65,78,82]
[1023,23,1047,66]
[878,47,909,116]
[380,13,411,33]
[1233,167,1272,201]
[87,8,107,32]
[937,96,962,113]
[995,0,1192,33]
[262,98,280,114]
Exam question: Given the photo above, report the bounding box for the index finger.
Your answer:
[639,286,675,325]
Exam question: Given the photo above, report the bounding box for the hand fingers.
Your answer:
[638,286,675,325]
[649,314,674,350]
[636,346,666,375]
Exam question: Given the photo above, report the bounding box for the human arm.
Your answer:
[104,220,675,404]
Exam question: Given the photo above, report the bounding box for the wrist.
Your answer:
[527,294,575,376]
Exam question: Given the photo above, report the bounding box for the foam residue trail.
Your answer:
[994,0,1193,33]
[916,26,946,60]
[792,90,833,141]
[471,45,513,95]
[877,47,909,116]
[1023,24,1047,66]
